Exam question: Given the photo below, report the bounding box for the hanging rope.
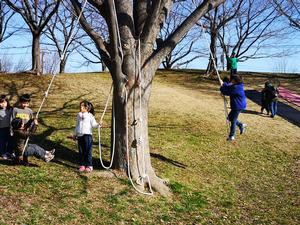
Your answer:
[198,20,230,132]
[111,0,123,61]
[97,84,117,169]
[21,0,89,157]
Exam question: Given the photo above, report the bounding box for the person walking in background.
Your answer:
[261,81,270,115]
[265,83,279,118]
[0,95,13,159]
[220,75,247,141]
[73,100,99,172]
[229,52,238,78]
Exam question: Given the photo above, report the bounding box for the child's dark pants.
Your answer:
[0,127,12,156]
[228,110,243,138]
[77,134,93,167]
[23,144,47,160]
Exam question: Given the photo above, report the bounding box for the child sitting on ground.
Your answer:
[11,118,55,165]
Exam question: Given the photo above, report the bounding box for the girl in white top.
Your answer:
[74,100,99,172]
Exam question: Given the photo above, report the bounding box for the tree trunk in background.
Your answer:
[59,58,66,74]
[31,33,41,75]
[206,29,218,76]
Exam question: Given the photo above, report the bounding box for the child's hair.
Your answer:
[19,94,31,103]
[11,118,23,130]
[0,94,11,108]
[230,75,243,84]
[80,100,95,115]
[222,76,230,83]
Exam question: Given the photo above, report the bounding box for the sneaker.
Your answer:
[227,136,235,141]
[45,154,54,163]
[240,124,247,135]
[2,153,9,160]
[79,166,85,172]
[85,166,93,172]
[49,149,55,155]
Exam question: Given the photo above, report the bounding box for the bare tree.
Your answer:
[218,0,286,70]
[43,2,85,74]
[159,3,204,69]
[191,0,244,75]
[272,0,300,31]
[4,0,61,75]
[0,54,13,72]
[69,0,225,196]
[71,2,109,72]
[0,1,16,44]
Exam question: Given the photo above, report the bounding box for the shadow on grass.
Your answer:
[242,109,261,115]
[150,153,187,169]
[245,90,300,127]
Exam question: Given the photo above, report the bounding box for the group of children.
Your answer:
[1,94,99,172]
[220,74,279,141]
[0,94,55,165]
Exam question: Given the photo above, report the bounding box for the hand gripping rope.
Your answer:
[21,0,89,157]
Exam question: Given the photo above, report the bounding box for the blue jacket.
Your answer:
[220,82,247,110]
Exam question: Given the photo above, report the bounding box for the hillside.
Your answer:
[0,71,299,224]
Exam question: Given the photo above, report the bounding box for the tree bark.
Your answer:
[59,58,66,74]
[31,33,41,75]
[110,66,170,196]
[206,29,218,76]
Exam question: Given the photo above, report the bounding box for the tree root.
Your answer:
[147,174,172,197]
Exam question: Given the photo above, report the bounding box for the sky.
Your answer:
[1,12,300,74]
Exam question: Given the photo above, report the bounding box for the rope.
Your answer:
[98,84,116,169]
[198,20,230,132]
[125,90,153,196]
[21,0,89,157]
[111,0,123,61]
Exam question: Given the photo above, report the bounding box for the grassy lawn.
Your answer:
[0,71,299,224]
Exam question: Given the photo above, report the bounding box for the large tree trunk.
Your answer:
[31,33,41,75]
[111,68,170,196]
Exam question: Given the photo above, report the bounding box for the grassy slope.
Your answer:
[0,71,299,225]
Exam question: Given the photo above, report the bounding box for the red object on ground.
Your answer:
[278,86,300,107]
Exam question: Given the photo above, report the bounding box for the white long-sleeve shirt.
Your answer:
[75,112,99,137]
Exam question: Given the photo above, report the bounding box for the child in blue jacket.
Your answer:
[220,75,247,141]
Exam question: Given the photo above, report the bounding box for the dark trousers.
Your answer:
[261,98,270,114]
[228,110,243,137]
[77,135,93,167]
[0,127,12,156]
[23,144,46,160]
[230,69,237,77]
[269,101,278,117]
